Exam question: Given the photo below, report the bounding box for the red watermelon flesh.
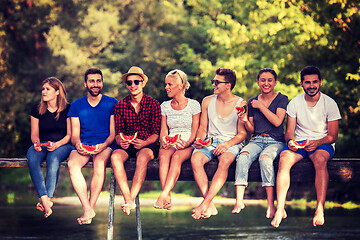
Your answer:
[119,132,138,142]
[34,141,52,148]
[163,134,181,146]
[196,137,213,147]
[293,139,309,149]
[80,143,99,154]
[235,105,247,114]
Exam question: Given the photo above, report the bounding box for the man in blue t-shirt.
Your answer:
[67,68,118,225]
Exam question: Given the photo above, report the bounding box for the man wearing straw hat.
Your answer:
[111,66,161,215]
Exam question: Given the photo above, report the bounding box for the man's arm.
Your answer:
[305,120,339,151]
[70,117,87,155]
[212,110,247,156]
[97,115,115,152]
[284,115,300,151]
[193,96,211,148]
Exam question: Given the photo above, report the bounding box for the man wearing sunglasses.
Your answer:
[191,68,247,219]
[111,66,161,215]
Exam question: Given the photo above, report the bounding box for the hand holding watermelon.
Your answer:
[78,143,100,155]
[34,141,54,151]
[194,137,213,149]
[288,139,309,151]
[162,134,181,149]
[119,132,138,143]
[235,105,247,115]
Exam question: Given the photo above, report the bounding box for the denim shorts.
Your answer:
[281,140,335,159]
[192,138,242,161]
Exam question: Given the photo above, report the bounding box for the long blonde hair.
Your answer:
[38,77,68,120]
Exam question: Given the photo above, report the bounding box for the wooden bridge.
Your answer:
[1,157,359,240]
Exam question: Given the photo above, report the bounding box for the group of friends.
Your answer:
[27,65,341,228]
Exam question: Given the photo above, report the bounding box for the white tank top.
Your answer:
[207,95,244,142]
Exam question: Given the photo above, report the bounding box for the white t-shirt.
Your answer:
[161,98,201,142]
[287,93,341,147]
[207,95,244,143]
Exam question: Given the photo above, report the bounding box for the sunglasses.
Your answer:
[171,70,184,84]
[126,80,144,86]
[211,79,229,86]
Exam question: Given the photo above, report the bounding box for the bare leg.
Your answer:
[110,149,132,215]
[155,147,176,209]
[265,186,275,218]
[155,147,193,209]
[38,195,53,218]
[310,150,330,227]
[232,185,245,213]
[129,148,154,201]
[68,151,95,224]
[191,152,214,219]
[259,154,276,218]
[192,153,234,219]
[271,150,303,228]
[89,148,112,209]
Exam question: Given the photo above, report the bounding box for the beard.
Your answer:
[304,87,319,97]
[87,86,102,96]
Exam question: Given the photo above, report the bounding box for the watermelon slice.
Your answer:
[34,141,53,148]
[79,143,99,154]
[235,105,247,114]
[196,137,213,147]
[119,132,138,142]
[293,139,309,149]
[162,134,181,146]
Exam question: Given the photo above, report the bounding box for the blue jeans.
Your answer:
[192,138,242,161]
[234,136,285,187]
[27,143,73,198]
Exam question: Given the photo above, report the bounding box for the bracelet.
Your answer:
[287,139,293,144]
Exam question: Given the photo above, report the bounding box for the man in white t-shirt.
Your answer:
[271,66,341,228]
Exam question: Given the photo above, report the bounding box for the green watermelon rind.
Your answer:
[236,105,247,114]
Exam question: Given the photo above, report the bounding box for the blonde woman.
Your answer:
[154,70,200,209]
[27,77,73,218]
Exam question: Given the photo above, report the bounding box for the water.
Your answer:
[0,194,360,240]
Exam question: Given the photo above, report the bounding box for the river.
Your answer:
[1,193,359,240]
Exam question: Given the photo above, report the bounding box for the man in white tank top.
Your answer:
[191,68,247,219]
[271,66,341,228]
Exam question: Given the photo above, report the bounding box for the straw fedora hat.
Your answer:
[121,66,148,83]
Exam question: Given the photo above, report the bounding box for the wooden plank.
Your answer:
[1,157,360,182]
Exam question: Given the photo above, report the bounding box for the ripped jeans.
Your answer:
[234,136,285,187]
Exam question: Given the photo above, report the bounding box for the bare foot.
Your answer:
[192,204,207,219]
[154,194,171,209]
[163,202,172,210]
[206,203,218,217]
[44,208,53,218]
[36,202,45,212]
[271,209,287,228]
[232,201,245,214]
[266,205,276,219]
[192,202,217,219]
[121,201,136,215]
[77,209,96,225]
[313,210,325,227]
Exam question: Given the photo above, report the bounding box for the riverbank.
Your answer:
[52,191,360,209]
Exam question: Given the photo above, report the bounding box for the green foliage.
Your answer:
[0,0,359,158]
